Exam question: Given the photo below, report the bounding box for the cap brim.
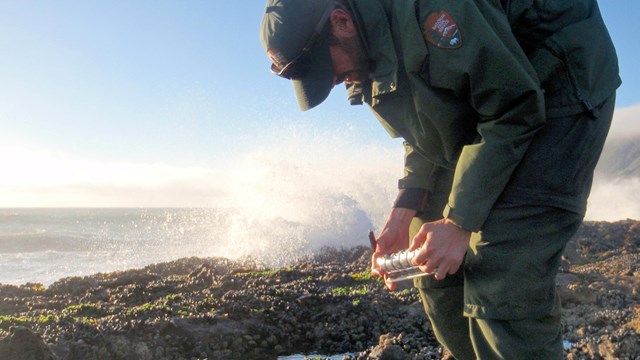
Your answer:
[292,35,334,111]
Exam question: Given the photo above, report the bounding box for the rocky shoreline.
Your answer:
[1,220,638,360]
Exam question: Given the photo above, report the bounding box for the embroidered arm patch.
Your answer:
[423,11,462,49]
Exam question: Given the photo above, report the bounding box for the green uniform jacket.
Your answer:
[347,0,620,231]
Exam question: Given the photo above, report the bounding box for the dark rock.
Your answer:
[367,333,410,360]
[558,284,599,305]
[0,326,56,360]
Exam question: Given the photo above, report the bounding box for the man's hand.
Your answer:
[409,219,470,280]
[371,207,416,291]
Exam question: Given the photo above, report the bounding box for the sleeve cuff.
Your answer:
[443,204,483,233]
[393,188,430,214]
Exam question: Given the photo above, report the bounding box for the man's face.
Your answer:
[329,35,369,86]
[327,11,369,86]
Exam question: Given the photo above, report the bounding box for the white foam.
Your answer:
[586,177,640,221]
[215,127,402,267]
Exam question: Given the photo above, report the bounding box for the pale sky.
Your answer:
[0,1,638,215]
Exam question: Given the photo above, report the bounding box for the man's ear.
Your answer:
[329,9,356,37]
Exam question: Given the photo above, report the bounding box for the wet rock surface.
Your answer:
[558,220,640,360]
[0,220,638,360]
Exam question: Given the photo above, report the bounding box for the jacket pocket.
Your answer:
[532,5,620,117]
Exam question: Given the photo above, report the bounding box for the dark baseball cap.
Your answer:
[260,0,337,111]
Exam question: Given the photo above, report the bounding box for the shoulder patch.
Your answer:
[423,11,462,49]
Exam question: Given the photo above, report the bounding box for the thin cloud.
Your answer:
[0,145,226,207]
[607,103,640,140]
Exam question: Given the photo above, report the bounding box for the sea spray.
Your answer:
[0,127,405,285]
[217,130,403,267]
[587,177,640,221]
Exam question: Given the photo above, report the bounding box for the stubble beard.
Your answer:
[339,34,370,83]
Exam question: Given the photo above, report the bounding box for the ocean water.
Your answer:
[0,208,221,285]
[2,184,636,286]
[0,132,405,286]
[0,204,391,286]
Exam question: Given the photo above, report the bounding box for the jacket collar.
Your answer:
[347,0,398,102]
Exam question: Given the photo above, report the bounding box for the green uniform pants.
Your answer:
[415,205,578,360]
[413,95,615,359]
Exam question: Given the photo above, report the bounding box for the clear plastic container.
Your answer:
[376,248,433,283]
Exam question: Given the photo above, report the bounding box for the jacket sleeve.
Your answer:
[420,0,546,231]
[397,141,455,218]
[399,141,438,190]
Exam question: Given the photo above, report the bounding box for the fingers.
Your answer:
[418,257,438,275]
[409,219,470,281]
[408,222,429,251]
[371,252,383,277]
[371,248,403,291]
[371,252,399,291]
[433,264,450,281]
[419,260,461,280]
[410,223,432,266]
[408,237,421,251]
[412,222,440,276]
[384,274,396,291]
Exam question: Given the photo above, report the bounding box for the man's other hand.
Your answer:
[409,219,470,280]
[371,207,416,291]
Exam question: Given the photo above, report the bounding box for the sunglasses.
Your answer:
[270,4,335,80]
